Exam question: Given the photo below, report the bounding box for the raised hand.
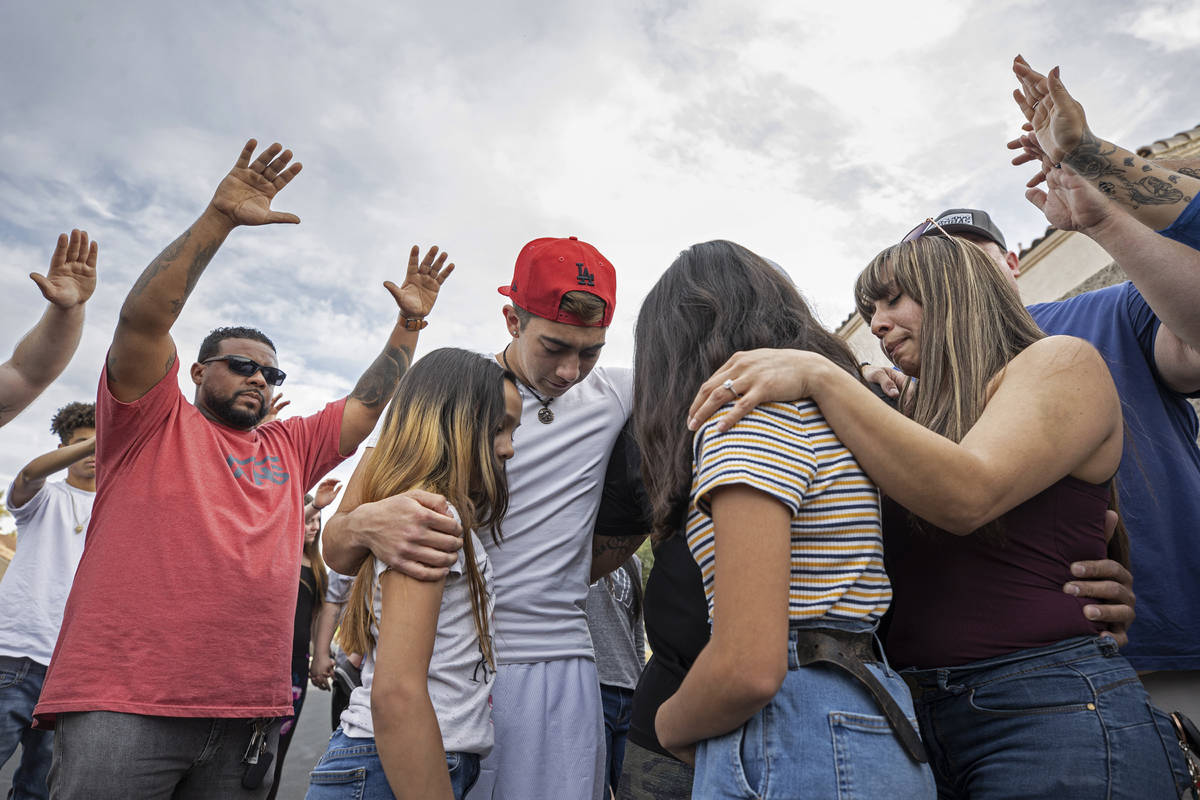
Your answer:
[209,139,303,227]
[1011,58,1091,167]
[259,392,290,425]
[30,229,98,309]
[384,245,455,319]
[1026,165,1116,234]
[314,477,343,510]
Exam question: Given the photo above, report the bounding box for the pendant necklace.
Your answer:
[500,344,555,424]
[69,491,90,534]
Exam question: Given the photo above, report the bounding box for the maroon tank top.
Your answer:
[883,476,1109,669]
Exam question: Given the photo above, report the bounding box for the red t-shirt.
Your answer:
[34,358,348,724]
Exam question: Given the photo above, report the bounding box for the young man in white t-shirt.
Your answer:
[325,237,646,799]
[0,401,96,800]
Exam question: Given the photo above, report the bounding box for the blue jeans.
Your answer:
[0,656,51,800]
[904,635,1192,799]
[693,622,936,799]
[600,684,634,793]
[305,729,479,800]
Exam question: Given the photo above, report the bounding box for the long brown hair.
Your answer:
[337,348,514,667]
[855,235,1129,557]
[634,240,865,542]
[855,235,1044,443]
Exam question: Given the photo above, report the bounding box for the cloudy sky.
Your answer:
[2,0,1198,493]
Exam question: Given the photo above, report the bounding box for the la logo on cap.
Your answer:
[497,235,616,327]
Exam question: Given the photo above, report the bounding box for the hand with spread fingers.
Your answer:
[313,477,342,510]
[259,393,291,425]
[209,139,303,228]
[31,229,99,310]
[384,245,455,319]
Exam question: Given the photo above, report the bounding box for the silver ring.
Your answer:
[721,378,742,398]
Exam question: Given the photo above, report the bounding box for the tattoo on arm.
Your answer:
[592,534,646,568]
[350,344,413,408]
[127,232,222,320]
[1065,131,1186,208]
[129,231,191,300]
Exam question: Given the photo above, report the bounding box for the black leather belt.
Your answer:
[790,628,929,764]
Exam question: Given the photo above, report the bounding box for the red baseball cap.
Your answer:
[498,236,616,327]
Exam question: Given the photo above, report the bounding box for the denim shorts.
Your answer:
[692,622,936,799]
[305,729,480,800]
[904,635,1192,799]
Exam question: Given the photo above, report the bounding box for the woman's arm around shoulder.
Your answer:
[805,337,1121,534]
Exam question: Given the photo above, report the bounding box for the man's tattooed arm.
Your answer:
[338,333,417,454]
[1064,131,1198,227]
[591,533,649,584]
[350,344,413,409]
[107,210,236,401]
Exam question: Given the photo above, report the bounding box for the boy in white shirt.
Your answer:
[0,402,96,800]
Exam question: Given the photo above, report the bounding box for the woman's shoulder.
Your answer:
[990,335,1113,394]
[998,335,1111,389]
[700,400,815,436]
[1016,335,1105,367]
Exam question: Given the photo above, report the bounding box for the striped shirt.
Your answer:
[687,401,891,625]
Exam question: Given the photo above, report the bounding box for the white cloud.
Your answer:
[1,0,1198,480]
[1123,1,1200,53]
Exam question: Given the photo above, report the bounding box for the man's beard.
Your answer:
[208,389,267,429]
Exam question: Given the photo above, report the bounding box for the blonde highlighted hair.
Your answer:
[337,348,514,667]
[854,235,1044,443]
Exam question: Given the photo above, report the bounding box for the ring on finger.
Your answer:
[721,378,742,398]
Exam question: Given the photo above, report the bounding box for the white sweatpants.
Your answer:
[468,657,606,800]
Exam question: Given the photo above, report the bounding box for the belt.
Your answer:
[790,628,929,764]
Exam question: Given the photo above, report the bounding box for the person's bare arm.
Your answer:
[337,246,454,456]
[107,140,301,403]
[1009,58,1200,230]
[8,436,96,509]
[321,446,463,579]
[372,570,455,800]
[0,231,98,428]
[688,338,1123,535]
[1028,165,1200,393]
[655,485,791,764]
[309,601,341,690]
[591,534,648,583]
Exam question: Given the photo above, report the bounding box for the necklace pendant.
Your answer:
[74,524,84,534]
[538,406,555,424]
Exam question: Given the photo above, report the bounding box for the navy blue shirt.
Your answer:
[1028,262,1200,670]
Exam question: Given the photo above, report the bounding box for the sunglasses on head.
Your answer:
[901,217,952,243]
[202,355,287,386]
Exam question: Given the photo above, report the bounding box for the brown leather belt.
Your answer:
[790,627,929,764]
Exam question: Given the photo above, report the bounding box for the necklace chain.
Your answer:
[68,489,91,534]
[500,343,555,424]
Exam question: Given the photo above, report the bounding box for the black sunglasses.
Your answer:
[202,355,287,386]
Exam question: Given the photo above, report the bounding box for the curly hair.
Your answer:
[197,326,276,363]
[50,402,96,444]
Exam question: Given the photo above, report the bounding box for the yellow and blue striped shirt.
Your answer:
[687,400,891,625]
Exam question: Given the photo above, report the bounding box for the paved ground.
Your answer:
[0,685,336,799]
